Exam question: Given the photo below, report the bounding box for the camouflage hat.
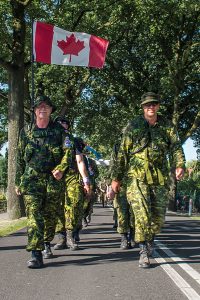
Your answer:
[33,95,56,113]
[55,116,71,128]
[141,92,160,106]
[75,137,86,152]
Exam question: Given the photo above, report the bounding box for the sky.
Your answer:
[182,138,197,162]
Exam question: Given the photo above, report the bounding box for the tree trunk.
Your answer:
[7,68,25,219]
[6,0,28,219]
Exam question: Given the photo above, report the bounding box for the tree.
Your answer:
[0,150,8,190]
[0,0,199,217]
[0,0,31,218]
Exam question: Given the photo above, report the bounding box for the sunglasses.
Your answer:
[143,102,158,107]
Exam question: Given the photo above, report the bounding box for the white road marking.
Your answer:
[154,251,200,300]
[156,240,200,285]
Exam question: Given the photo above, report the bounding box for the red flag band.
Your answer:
[33,21,109,68]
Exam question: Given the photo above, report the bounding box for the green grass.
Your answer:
[0,218,27,237]
[191,216,200,220]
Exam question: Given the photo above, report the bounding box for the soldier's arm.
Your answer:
[76,154,91,194]
[92,160,99,179]
[168,126,186,179]
[76,153,89,179]
[111,132,131,182]
[111,132,131,193]
[52,148,72,180]
[53,131,73,174]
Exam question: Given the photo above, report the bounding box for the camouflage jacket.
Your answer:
[55,132,83,174]
[15,121,65,187]
[111,115,186,185]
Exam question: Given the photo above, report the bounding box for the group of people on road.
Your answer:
[15,92,185,269]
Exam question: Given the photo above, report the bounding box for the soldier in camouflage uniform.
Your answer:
[15,95,65,269]
[53,117,71,251]
[82,149,99,226]
[52,124,90,251]
[109,143,134,250]
[111,92,185,268]
[112,183,135,249]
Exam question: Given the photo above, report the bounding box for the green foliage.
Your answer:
[0,155,7,189]
[177,161,200,211]
[0,72,8,149]
[0,193,6,213]
[0,0,198,153]
[0,1,199,211]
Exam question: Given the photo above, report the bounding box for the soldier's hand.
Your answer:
[52,169,63,180]
[15,187,21,196]
[107,188,116,200]
[175,168,184,180]
[111,180,121,193]
[84,183,91,195]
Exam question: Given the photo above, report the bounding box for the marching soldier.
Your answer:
[15,95,65,268]
[111,92,185,268]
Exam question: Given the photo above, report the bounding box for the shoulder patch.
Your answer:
[64,136,72,148]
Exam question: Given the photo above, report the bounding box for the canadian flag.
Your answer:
[33,21,109,68]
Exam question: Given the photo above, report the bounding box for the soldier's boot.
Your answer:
[42,242,53,259]
[139,242,150,268]
[146,236,155,257]
[128,227,136,249]
[120,233,129,250]
[27,250,44,269]
[67,230,79,251]
[73,229,80,243]
[113,220,118,229]
[53,232,67,250]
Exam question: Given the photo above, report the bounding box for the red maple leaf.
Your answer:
[57,34,85,62]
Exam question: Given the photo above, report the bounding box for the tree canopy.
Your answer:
[0,0,199,217]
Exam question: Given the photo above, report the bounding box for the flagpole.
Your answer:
[31,18,35,124]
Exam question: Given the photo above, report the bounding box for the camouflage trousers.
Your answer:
[54,173,84,233]
[64,173,84,231]
[55,195,66,234]
[83,190,96,220]
[23,173,63,251]
[113,190,132,234]
[126,178,168,242]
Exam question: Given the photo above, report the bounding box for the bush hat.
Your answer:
[55,116,71,128]
[33,95,56,113]
[141,92,160,106]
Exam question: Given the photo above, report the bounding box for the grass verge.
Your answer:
[191,216,200,220]
[0,218,27,237]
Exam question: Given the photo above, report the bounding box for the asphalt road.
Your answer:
[0,204,200,300]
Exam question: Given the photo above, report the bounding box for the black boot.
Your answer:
[27,250,44,269]
[120,233,128,250]
[139,242,150,268]
[113,220,118,229]
[54,232,67,250]
[73,229,80,243]
[67,230,79,250]
[42,242,53,259]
